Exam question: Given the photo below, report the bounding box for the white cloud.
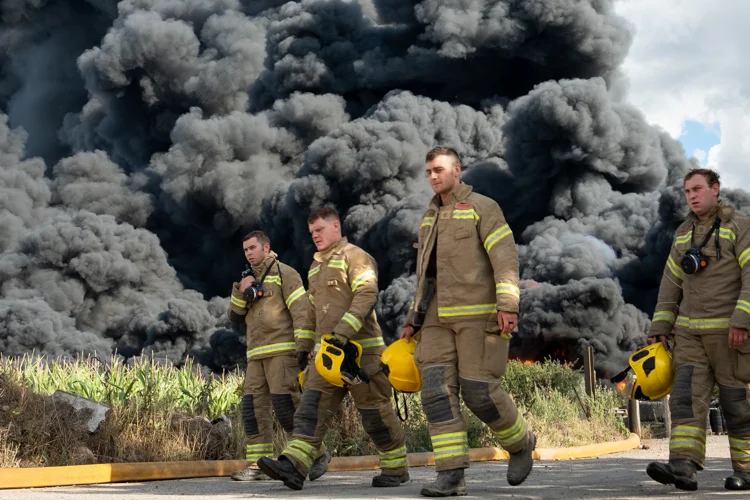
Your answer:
[615,0,750,190]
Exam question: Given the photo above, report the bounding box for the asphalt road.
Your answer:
[2,436,745,499]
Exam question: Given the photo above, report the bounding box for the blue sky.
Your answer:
[678,120,721,167]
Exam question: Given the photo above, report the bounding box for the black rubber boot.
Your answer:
[507,432,536,486]
[308,451,331,481]
[725,471,750,491]
[646,459,698,491]
[372,471,410,487]
[257,456,305,490]
[420,469,467,497]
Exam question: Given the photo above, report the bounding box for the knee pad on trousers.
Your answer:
[294,389,321,437]
[358,408,392,448]
[719,384,750,435]
[241,394,259,436]
[271,393,297,433]
[671,365,695,421]
[420,365,455,424]
[459,377,501,424]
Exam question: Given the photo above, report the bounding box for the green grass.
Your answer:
[0,354,629,467]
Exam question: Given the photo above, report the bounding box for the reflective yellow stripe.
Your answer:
[421,216,435,228]
[308,265,320,279]
[496,283,520,297]
[247,342,296,359]
[246,443,274,462]
[740,248,750,269]
[432,432,468,461]
[719,227,736,243]
[309,293,314,304]
[670,425,706,455]
[452,208,479,225]
[264,275,281,285]
[438,303,496,317]
[737,300,750,315]
[282,440,315,469]
[231,295,247,308]
[675,317,731,330]
[730,437,750,462]
[285,286,306,307]
[666,255,683,280]
[357,337,385,349]
[675,231,693,246]
[351,269,376,292]
[379,445,407,469]
[653,311,676,323]
[294,329,315,341]
[329,259,348,271]
[484,224,512,252]
[493,413,527,448]
[342,312,363,332]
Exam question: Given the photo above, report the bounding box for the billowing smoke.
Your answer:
[1,0,745,375]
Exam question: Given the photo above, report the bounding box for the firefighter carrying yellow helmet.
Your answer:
[629,343,674,401]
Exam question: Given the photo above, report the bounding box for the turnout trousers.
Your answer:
[280,352,408,477]
[414,294,531,471]
[241,353,326,464]
[669,329,750,472]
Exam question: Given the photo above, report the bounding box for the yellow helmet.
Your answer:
[380,338,422,393]
[297,370,305,392]
[315,334,368,387]
[629,343,674,401]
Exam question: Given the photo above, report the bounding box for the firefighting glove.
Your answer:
[297,351,310,371]
[329,333,349,347]
[340,340,370,385]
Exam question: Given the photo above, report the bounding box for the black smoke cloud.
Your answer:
[1,0,745,375]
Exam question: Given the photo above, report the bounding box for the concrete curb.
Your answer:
[0,434,640,489]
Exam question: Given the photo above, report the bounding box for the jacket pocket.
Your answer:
[734,339,750,384]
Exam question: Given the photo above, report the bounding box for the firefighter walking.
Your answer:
[646,168,750,491]
[227,231,330,481]
[258,208,409,490]
[401,146,536,497]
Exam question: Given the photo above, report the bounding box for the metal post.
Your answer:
[628,399,641,436]
[662,394,671,439]
[584,346,596,399]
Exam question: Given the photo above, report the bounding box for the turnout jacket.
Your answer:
[649,200,750,337]
[227,252,314,360]
[298,238,386,354]
[406,182,520,326]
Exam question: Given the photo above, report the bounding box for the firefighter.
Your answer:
[257,208,409,490]
[401,146,536,497]
[646,168,750,491]
[227,231,330,481]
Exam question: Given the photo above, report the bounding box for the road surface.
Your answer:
[1,436,745,499]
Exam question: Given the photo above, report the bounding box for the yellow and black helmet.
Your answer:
[315,334,369,387]
[380,338,422,393]
[629,343,674,401]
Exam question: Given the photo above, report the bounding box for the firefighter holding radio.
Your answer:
[645,168,750,492]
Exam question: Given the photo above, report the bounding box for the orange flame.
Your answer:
[617,381,626,391]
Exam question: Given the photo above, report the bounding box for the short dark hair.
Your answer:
[243,230,270,246]
[684,168,720,188]
[426,146,461,167]
[308,207,340,225]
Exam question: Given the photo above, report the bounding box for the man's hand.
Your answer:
[330,333,349,347]
[239,275,256,292]
[498,311,518,336]
[729,327,748,349]
[297,351,310,371]
[648,335,670,350]
[400,325,415,341]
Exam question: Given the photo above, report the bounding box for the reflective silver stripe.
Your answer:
[484,224,512,252]
[740,248,750,269]
[231,295,247,308]
[342,312,363,332]
[675,231,692,246]
[351,270,376,291]
[496,283,520,297]
[653,311,676,323]
[666,255,682,280]
[285,286,306,307]
[264,276,281,285]
[357,337,385,349]
[438,303,495,317]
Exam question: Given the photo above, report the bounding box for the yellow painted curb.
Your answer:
[0,434,639,490]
